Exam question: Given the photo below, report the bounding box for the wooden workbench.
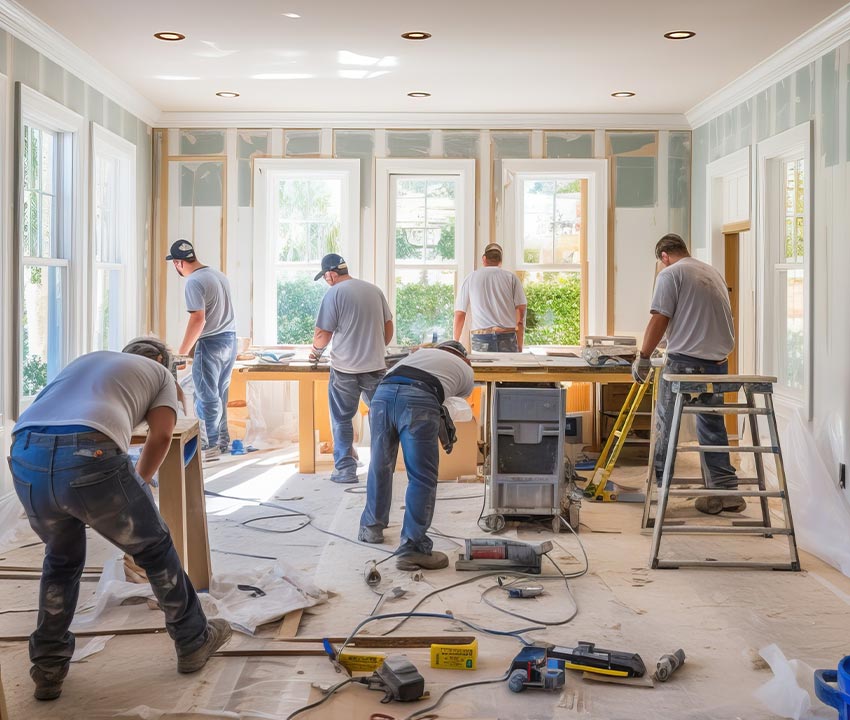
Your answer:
[232,354,632,473]
[131,418,211,591]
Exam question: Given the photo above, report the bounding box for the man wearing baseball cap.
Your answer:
[359,341,474,570]
[310,253,394,483]
[454,243,527,352]
[167,239,237,461]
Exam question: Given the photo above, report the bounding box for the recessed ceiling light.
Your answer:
[282,12,301,18]
[216,91,240,98]
[154,32,185,41]
[664,30,696,40]
[402,31,431,40]
[408,91,430,98]
[611,91,635,98]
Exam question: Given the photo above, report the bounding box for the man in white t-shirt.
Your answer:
[359,341,475,570]
[309,253,394,483]
[9,339,231,701]
[632,233,742,515]
[454,243,527,352]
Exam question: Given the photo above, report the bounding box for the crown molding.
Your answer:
[0,0,159,126]
[155,111,690,130]
[686,3,850,129]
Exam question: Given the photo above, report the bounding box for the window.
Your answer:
[253,159,360,345]
[18,86,85,406]
[502,159,609,342]
[757,122,811,416]
[92,124,137,351]
[375,159,475,345]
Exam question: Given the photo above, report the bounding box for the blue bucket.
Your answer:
[814,655,850,720]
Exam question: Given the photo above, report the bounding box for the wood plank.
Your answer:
[0,627,166,642]
[216,647,327,658]
[275,635,477,648]
[275,608,304,640]
[298,379,316,473]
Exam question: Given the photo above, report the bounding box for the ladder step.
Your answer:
[666,489,783,498]
[668,476,762,485]
[676,445,778,454]
[681,407,770,415]
[660,526,792,535]
[653,560,800,571]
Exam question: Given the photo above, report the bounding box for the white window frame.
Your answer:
[756,122,812,418]
[501,159,608,338]
[252,158,360,345]
[18,85,86,410]
[91,123,138,351]
[375,159,476,343]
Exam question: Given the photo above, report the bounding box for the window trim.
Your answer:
[16,84,87,412]
[252,158,361,345]
[90,122,138,351]
[756,122,812,418]
[375,159,476,344]
[501,159,608,338]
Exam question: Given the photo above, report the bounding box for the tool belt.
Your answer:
[382,367,457,454]
[471,326,516,335]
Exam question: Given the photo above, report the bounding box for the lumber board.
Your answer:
[275,608,304,640]
[216,647,327,658]
[0,626,165,642]
[275,635,477,648]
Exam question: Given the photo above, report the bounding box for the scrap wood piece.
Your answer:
[275,635,477,648]
[275,607,304,640]
[216,646,328,658]
[0,565,103,573]
[0,572,100,582]
[582,671,654,688]
[0,626,166,643]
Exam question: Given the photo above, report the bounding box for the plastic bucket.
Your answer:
[814,655,850,720]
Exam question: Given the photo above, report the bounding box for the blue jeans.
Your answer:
[328,368,385,479]
[360,381,441,554]
[471,332,518,352]
[193,331,237,450]
[9,429,209,673]
[654,356,738,489]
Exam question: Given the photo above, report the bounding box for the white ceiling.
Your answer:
[15,0,850,116]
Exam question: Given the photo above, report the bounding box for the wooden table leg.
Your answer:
[298,378,316,474]
[158,439,187,564]
[183,436,211,591]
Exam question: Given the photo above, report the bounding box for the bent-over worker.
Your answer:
[454,242,527,352]
[8,339,231,701]
[359,341,475,570]
[632,233,742,515]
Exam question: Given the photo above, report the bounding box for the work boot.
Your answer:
[31,664,68,701]
[396,551,449,571]
[358,526,384,544]
[177,619,233,674]
[330,470,358,484]
[695,495,747,515]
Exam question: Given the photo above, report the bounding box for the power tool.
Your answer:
[455,538,552,574]
[506,642,646,692]
[655,648,686,682]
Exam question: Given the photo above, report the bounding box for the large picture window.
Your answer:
[253,159,360,345]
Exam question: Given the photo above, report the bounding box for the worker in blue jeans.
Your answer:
[8,339,231,701]
[632,233,741,515]
[359,342,474,570]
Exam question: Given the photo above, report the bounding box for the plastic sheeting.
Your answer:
[243,381,298,449]
[781,410,850,576]
[754,644,835,719]
[0,492,26,552]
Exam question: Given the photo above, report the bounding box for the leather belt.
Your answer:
[471,327,515,335]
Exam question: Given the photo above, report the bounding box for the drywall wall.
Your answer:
[691,41,850,537]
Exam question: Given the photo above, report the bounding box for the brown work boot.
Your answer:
[695,495,747,515]
[31,664,68,701]
[396,551,449,571]
[177,619,233,673]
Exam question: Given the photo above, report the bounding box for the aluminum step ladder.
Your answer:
[584,367,659,502]
[646,374,800,571]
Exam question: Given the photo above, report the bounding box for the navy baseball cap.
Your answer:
[314,253,348,280]
[166,239,196,261]
[437,340,469,358]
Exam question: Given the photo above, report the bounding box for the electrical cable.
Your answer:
[284,676,361,720]
[404,674,511,720]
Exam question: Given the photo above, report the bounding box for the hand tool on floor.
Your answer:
[455,539,552,574]
[655,649,686,681]
[505,583,544,599]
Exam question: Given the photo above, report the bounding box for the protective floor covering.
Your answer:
[1,449,849,719]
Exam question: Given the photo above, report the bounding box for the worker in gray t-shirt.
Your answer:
[309,253,394,483]
[454,243,527,352]
[167,239,237,461]
[10,339,231,701]
[632,233,741,516]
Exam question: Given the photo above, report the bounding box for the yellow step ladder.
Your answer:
[584,368,659,502]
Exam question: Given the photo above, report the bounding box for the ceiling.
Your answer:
[16,0,850,116]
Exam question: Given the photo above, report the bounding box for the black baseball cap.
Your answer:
[166,239,196,261]
[314,253,348,280]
